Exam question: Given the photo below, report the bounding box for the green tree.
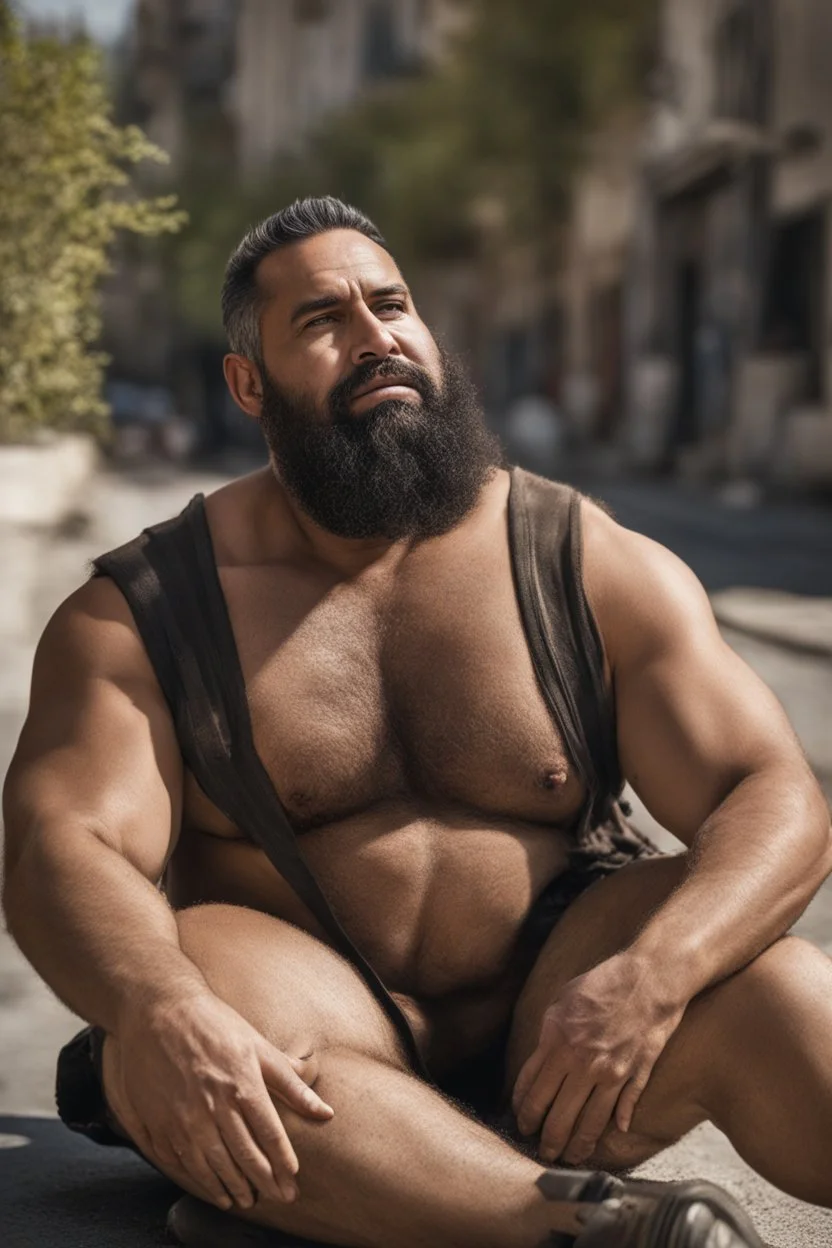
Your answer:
[0,4,186,442]
[445,0,657,236]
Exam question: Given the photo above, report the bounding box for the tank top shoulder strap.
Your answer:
[91,497,426,1074]
[507,466,622,829]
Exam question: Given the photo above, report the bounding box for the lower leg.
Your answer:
[699,937,832,1206]
[243,1046,580,1248]
[506,861,832,1205]
[577,936,832,1207]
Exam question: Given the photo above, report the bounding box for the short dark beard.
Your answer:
[258,349,503,540]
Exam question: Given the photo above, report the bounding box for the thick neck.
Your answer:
[263,464,412,579]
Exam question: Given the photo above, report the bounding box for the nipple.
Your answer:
[540,765,568,792]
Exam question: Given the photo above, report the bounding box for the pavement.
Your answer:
[0,459,831,1247]
[711,587,832,657]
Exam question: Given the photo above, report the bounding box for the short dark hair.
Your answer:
[221,196,390,361]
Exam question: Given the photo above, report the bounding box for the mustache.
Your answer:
[328,358,433,412]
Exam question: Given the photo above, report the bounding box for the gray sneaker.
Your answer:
[540,1171,763,1247]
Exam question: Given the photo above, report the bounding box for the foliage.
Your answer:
[445,0,657,234]
[0,4,186,442]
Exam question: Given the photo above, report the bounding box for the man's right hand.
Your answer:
[103,989,334,1210]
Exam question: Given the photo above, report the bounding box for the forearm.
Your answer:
[628,764,832,1003]
[3,826,207,1033]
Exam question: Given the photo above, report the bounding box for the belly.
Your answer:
[167,801,571,999]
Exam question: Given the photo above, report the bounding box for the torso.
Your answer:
[164,468,594,1065]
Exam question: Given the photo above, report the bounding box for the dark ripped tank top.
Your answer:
[92,468,635,1077]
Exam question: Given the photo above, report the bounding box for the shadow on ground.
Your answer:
[0,1115,175,1247]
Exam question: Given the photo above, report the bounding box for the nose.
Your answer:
[349,304,402,366]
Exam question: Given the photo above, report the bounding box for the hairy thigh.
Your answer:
[175,903,408,1065]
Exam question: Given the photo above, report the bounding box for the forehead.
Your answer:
[257,229,404,313]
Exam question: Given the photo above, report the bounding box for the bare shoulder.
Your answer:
[32,573,163,696]
[578,494,722,671]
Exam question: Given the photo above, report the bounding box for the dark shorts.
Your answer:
[55,804,660,1148]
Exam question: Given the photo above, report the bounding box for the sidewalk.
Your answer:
[565,462,832,598]
[711,587,832,657]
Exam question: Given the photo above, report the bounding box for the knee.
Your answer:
[725,935,827,1011]
[279,1044,408,1138]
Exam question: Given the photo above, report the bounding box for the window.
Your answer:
[714,0,770,125]
[760,211,825,400]
[294,0,330,24]
[363,1,400,79]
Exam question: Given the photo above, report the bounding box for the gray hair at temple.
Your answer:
[220,196,390,364]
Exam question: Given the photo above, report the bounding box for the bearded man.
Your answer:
[4,197,832,1248]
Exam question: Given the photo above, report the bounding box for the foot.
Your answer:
[540,1171,764,1247]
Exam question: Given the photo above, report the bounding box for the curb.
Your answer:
[713,610,832,659]
[711,590,832,660]
[0,434,98,529]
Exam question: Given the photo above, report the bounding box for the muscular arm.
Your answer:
[584,500,832,1000]
[3,577,331,1208]
[2,577,204,1030]
[512,501,831,1157]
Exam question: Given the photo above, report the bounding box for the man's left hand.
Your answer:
[511,952,686,1166]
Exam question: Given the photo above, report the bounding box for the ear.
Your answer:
[223,353,263,418]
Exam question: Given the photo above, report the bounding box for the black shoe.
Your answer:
[540,1171,763,1248]
[166,1195,325,1247]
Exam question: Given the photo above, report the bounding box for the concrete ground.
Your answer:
[1,459,830,1246]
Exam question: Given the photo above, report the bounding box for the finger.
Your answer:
[616,1070,650,1134]
[515,1055,569,1138]
[287,1051,320,1086]
[258,1043,334,1119]
[539,1071,597,1163]
[153,1134,234,1211]
[241,1083,303,1184]
[562,1083,622,1166]
[511,1045,547,1118]
[220,1105,297,1204]
[114,1101,157,1167]
[195,1132,256,1211]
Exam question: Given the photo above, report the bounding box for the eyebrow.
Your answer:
[289,283,409,325]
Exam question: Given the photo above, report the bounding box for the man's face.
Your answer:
[255,228,443,416]
[229,229,501,541]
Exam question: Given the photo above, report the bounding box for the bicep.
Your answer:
[583,506,805,842]
[3,580,182,883]
[615,615,798,840]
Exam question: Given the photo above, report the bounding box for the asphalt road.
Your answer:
[565,468,832,597]
[1,462,830,1247]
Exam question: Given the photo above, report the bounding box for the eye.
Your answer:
[375,301,406,317]
[305,312,337,329]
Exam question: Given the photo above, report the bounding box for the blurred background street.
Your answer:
[1,2,831,1246]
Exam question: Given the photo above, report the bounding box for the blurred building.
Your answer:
[234,0,445,174]
[103,0,239,425]
[516,0,832,490]
[622,0,832,487]
[103,0,459,450]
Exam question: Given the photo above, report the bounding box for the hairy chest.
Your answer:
[184,531,585,833]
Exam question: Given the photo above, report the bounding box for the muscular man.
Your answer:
[4,197,832,1248]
